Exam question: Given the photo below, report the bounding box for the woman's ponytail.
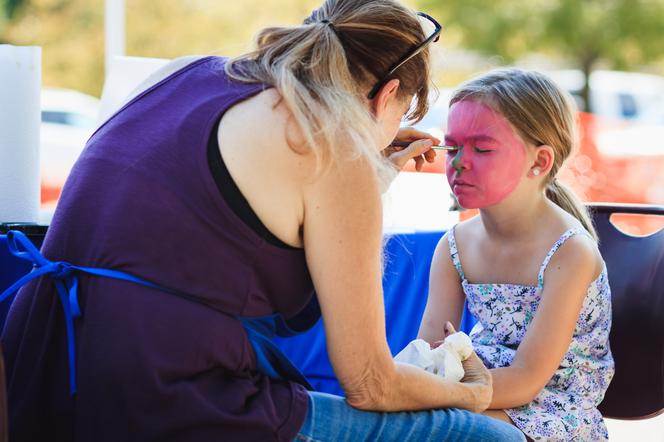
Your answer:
[225,0,433,181]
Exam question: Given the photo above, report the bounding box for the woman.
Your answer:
[2,0,524,440]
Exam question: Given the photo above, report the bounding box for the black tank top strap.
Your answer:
[207,119,299,250]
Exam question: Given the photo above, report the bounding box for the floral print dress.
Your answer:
[448,227,614,441]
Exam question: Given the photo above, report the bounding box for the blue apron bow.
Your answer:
[241,313,316,391]
[1,230,318,395]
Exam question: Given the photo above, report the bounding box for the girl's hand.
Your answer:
[384,127,440,172]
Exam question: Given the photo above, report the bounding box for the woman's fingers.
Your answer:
[414,155,424,171]
[444,321,457,337]
[461,352,492,386]
[396,126,441,146]
[423,147,436,163]
[387,138,434,170]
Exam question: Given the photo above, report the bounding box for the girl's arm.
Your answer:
[302,153,490,413]
[488,235,603,409]
[417,234,467,343]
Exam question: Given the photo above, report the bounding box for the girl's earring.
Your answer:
[532,168,540,176]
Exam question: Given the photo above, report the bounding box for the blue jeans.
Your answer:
[294,392,525,442]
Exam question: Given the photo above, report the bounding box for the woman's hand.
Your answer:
[436,322,493,412]
[460,352,493,412]
[383,127,440,172]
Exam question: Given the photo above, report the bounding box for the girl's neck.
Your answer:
[478,193,552,240]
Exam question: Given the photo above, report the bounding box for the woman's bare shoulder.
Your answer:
[220,87,310,161]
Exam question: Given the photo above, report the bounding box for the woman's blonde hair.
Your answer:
[450,69,597,240]
[225,0,433,181]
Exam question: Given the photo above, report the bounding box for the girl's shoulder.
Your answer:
[542,227,605,283]
[443,216,488,259]
[449,215,483,243]
[544,207,603,268]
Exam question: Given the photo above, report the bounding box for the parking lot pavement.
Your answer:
[605,413,664,441]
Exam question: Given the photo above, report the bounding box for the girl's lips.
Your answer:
[452,179,475,195]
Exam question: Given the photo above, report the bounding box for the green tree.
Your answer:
[418,0,664,112]
[2,0,25,18]
[2,0,320,96]
[1,0,26,40]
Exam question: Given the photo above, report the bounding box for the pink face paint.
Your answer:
[445,100,528,209]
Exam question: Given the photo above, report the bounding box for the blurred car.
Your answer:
[40,88,100,205]
[547,70,664,123]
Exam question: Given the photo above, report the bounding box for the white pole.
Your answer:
[105,0,125,75]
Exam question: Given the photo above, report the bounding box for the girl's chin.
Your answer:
[455,197,480,210]
[457,197,510,210]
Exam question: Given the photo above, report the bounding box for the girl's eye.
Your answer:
[474,147,493,153]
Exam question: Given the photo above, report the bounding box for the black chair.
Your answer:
[0,225,48,441]
[588,203,664,419]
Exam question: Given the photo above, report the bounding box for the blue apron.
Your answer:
[0,230,317,394]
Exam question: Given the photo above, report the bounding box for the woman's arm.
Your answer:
[302,153,490,413]
[417,234,467,343]
[488,235,603,409]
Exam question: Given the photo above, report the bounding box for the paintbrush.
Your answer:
[390,140,457,151]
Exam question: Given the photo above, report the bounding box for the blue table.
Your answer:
[274,231,477,395]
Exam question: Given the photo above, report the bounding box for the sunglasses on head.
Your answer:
[367,12,442,100]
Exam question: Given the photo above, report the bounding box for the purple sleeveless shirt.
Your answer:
[2,56,315,441]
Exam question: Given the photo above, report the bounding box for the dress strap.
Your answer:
[536,228,589,288]
[447,226,466,282]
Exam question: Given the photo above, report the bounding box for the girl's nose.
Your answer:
[451,147,469,173]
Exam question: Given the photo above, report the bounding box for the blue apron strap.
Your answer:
[1,230,204,394]
[281,294,320,334]
[240,315,315,391]
[2,230,319,394]
[3,231,83,394]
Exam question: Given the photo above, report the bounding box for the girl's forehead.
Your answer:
[447,100,513,135]
[446,99,526,146]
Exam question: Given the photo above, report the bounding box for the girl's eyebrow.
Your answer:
[444,134,498,144]
[470,134,498,143]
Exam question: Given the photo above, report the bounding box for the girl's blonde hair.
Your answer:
[225,0,433,181]
[450,69,597,240]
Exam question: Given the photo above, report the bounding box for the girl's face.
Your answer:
[445,100,528,209]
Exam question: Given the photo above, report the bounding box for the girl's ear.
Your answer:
[530,145,555,178]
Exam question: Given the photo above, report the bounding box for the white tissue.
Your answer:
[0,45,41,223]
[394,332,473,382]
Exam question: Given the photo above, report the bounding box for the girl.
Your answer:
[418,69,615,441]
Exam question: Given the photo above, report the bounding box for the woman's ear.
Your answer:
[369,78,400,119]
[530,145,555,178]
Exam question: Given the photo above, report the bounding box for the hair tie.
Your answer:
[320,19,339,36]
